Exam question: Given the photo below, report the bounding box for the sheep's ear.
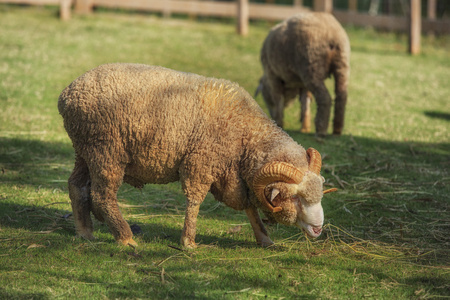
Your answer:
[323,188,338,194]
[270,188,284,207]
[270,188,280,202]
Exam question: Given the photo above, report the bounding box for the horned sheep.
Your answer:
[58,63,336,248]
[256,12,350,136]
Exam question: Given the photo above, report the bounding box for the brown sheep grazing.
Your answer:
[58,63,336,248]
[255,12,350,137]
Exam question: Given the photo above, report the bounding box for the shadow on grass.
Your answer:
[0,136,74,189]
[1,135,449,259]
[0,137,73,163]
[1,135,449,298]
[0,197,260,250]
[288,131,449,263]
[0,287,48,300]
[424,110,450,121]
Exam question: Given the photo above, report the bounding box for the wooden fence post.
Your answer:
[408,0,421,55]
[426,0,437,35]
[163,1,171,19]
[427,0,436,20]
[294,0,303,7]
[349,0,357,12]
[75,0,93,14]
[60,0,71,20]
[313,0,332,13]
[237,0,249,36]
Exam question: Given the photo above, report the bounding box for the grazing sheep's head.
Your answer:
[255,77,273,107]
[253,148,336,238]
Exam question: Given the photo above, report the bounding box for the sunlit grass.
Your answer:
[0,4,449,299]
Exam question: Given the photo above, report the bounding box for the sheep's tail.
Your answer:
[254,79,263,98]
[57,84,75,116]
[57,94,67,116]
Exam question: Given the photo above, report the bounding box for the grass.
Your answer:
[1,4,449,299]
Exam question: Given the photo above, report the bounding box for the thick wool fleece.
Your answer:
[260,12,350,135]
[58,63,313,246]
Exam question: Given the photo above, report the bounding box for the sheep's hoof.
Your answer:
[77,231,95,241]
[181,237,197,249]
[119,238,138,248]
[300,127,311,133]
[315,132,327,139]
[258,237,274,248]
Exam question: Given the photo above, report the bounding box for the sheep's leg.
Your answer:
[245,207,274,247]
[265,77,285,128]
[274,98,285,128]
[299,89,312,133]
[333,72,348,135]
[181,199,203,249]
[89,163,137,247]
[68,156,94,240]
[180,182,209,249]
[309,82,332,137]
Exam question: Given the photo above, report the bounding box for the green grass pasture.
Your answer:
[1,5,449,299]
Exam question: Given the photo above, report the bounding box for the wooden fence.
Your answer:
[0,0,71,20]
[1,0,449,53]
[2,0,448,34]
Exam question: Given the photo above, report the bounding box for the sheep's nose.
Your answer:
[312,226,322,235]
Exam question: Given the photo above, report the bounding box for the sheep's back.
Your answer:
[59,65,184,145]
[272,12,348,50]
[262,12,350,84]
[58,63,274,183]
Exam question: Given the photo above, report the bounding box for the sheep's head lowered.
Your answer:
[253,148,336,238]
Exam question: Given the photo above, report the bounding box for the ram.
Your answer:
[256,12,350,136]
[58,63,335,248]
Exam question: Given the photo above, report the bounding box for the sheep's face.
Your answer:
[270,196,324,238]
[294,197,324,238]
[253,148,336,239]
[265,172,325,238]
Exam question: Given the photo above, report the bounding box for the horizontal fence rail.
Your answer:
[73,0,312,20]
[0,0,449,36]
[0,0,71,19]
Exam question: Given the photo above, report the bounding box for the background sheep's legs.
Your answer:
[300,90,312,133]
[332,72,348,135]
[89,162,137,247]
[265,77,285,128]
[309,82,332,137]
[68,156,95,240]
[245,207,273,247]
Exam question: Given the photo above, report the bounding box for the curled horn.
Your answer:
[307,148,322,175]
[253,162,305,213]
